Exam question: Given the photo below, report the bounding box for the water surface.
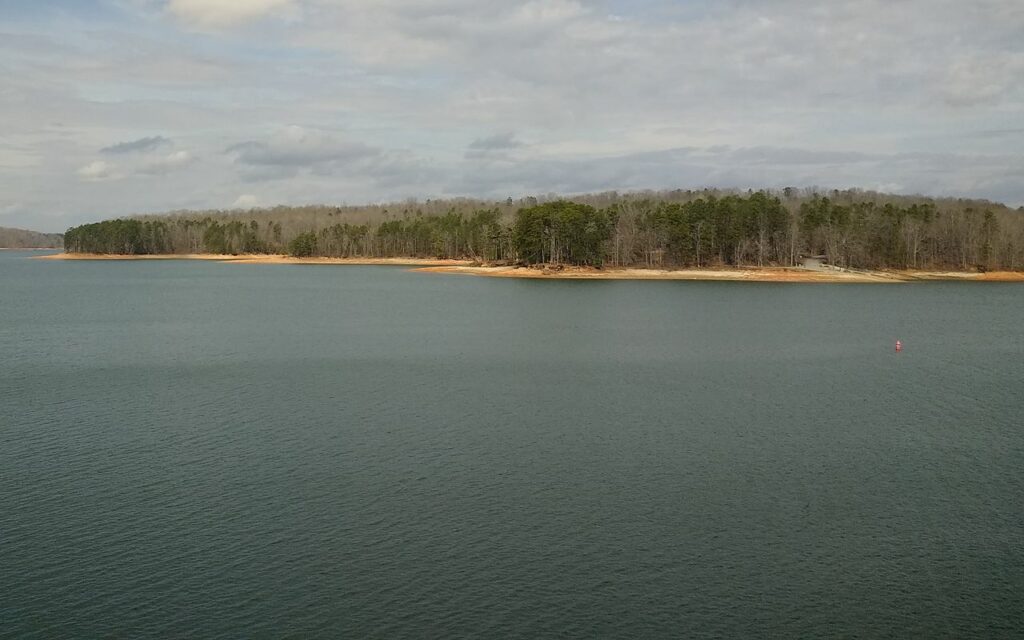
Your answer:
[2,251,1022,637]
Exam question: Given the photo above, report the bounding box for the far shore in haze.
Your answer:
[32,252,1024,282]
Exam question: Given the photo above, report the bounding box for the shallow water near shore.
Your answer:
[2,250,1023,637]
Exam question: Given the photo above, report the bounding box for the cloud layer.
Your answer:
[1,0,1022,231]
[167,0,296,28]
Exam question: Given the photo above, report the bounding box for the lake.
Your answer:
[2,250,1022,637]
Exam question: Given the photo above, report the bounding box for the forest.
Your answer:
[0,226,63,249]
[62,189,1024,271]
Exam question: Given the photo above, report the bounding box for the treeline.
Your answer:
[0,226,63,249]
[63,189,1024,270]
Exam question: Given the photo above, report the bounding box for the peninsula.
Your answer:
[49,189,1024,281]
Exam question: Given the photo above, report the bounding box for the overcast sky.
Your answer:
[2,0,1023,231]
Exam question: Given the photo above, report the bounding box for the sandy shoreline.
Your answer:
[224,255,472,266]
[413,265,899,282]
[414,264,1024,282]
[31,253,1024,282]
[34,253,472,266]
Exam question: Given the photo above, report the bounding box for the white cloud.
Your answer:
[137,150,195,175]
[167,0,296,28]
[942,53,1024,107]
[74,149,194,184]
[77,160,119,182]
[231,194,260,208]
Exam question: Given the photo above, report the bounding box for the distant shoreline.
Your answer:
[32,252,1024,282]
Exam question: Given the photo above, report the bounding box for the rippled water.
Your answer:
[2,250,1023,637]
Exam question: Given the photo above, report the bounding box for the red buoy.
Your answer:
[895,340,903,352]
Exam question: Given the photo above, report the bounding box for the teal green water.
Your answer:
[2,251,1023,638]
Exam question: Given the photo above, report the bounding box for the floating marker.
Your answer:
[895,340,903,352]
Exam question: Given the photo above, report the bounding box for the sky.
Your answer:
[2,0,1023,232]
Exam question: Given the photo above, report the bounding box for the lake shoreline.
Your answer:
[415,265,1024,282]
[32,253,1024,282]
[34,253,471,266]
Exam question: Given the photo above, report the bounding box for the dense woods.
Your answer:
[0,226,63,249]
[63,189,1024,271]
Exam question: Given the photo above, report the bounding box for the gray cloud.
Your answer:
[468,132,522,151]
[227,126,379,172]
[724,147,874,166]
[447,145,1024,205]
[223,127,442,191]
[970,128,1024,138]
[100,136,172,154]
[465,132,525,159]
